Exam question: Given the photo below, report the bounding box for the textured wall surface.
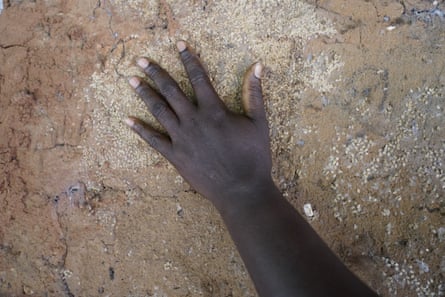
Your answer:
[0,1,444,296]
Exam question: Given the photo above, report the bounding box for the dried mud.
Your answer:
[1,1,444,296]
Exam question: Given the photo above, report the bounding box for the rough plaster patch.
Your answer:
[82,0,339,177]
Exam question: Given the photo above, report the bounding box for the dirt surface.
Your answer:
[1,0,444,296]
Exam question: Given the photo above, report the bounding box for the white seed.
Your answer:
[303,203,314,218]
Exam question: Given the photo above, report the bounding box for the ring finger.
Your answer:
[129,77,179,134]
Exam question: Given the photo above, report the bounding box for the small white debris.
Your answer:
[174,175,184,184]
[386,223,392,235]
[62,269,73,279]
[386,26,397,31]
[176,203,184,217]
[23,285,34,295]
[303,203,314,218]
[163,261,173,271]
[416,260,430,273]
[321,96,329,106]
[438,227,445,242]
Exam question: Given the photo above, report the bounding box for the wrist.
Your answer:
[212,176,282,218]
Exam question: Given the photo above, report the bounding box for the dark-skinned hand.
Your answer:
[125,41,379,297]
[126,41,271,212]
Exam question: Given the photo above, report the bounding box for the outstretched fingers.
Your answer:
[242,63,267,123]
[125,117,173,159]
[129,77,178,134]
[177,41,225,110]
[136,58,194,116]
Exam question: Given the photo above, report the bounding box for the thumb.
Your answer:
[242,62,266,122]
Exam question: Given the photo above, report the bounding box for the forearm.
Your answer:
[126,42,378,297]
[217,180,378,297]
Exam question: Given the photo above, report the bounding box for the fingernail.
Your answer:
[137,58,149,69]
[176,40,187,52]
[129,77,140,88]
[254,63,263,79]
[124,117,135,127]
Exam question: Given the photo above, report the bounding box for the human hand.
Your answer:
[125,42,380,297]
[126,41,272,211]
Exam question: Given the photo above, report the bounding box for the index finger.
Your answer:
[176,41,225,110]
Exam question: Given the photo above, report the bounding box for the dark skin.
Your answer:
[125,41,379,297]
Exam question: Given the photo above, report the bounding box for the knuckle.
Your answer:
[249,87,263,104]
[181,51,195,65]
[146,64,162,78]
[159,83,180,98]
[181,53,209,85]
[211,107,228,122]
[151,101,168,118]
[248,80,261,92]
[248,81,262,96]
[136,85,151,98]
[189,70,208,85]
